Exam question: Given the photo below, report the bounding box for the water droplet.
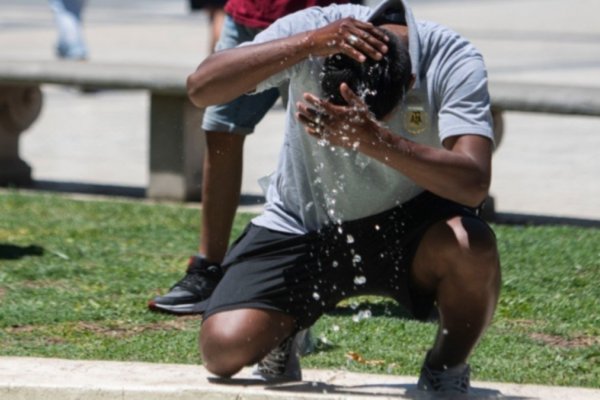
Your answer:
[352,254,362,264]
[313,292,321,301]
[305,201,314,211]
[353,275,367,285]
[442,328,449,335]
[374,224,380,231]
[332,260,339,268]
[346,234,355,244]
[332,324,340,332]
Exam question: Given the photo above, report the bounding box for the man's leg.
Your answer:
[201,309,296,378]
[199,131,245,263]
[411,215,500,369]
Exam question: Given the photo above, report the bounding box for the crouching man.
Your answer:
[187,0,500,394]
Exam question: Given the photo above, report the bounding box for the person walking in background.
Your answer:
[188,0,227,53]
[149,0,358,316]
[48,0,88,60]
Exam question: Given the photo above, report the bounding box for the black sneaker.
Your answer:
[417,355,471,394]
[148,256,223,315]
[252,330,305,382]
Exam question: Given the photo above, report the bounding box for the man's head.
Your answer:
[320,29,412,120]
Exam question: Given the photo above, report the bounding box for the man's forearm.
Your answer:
[186,17,391,109]
[186,33,311,108]
[362,130,492,207]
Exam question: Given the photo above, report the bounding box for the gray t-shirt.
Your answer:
[247,1,494,234]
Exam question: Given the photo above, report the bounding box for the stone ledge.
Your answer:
[1,357,599,400]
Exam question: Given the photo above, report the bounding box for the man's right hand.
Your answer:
[305,18,390,63]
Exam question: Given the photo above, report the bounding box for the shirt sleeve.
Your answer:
[436,56,495,144]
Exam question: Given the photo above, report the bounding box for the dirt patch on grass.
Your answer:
[7,324,37,333]
[6,316,200,339]
[530,333,599,348]
[20,279,67,289]
[75,316,200,338]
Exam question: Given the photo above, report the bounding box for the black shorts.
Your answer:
[203,191,484,329]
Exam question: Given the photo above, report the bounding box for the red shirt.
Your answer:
[224,0,353,29]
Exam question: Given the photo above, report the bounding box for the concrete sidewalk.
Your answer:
[2,357,599,400]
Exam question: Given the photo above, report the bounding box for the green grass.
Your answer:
[0,190,599,387]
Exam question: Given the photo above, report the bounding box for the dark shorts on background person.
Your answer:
[189,0,226,11]
[203,191,486,329]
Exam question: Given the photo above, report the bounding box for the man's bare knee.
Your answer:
[199,315,256,377]
[199,309,296,378]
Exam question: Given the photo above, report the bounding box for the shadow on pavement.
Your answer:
[209,376,532,399]
[269,382,527,399]
[493,212,600,228]
[9,180,600,228]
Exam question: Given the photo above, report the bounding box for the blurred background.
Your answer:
[1,0,599,221]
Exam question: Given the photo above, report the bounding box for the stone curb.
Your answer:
[1,357,599,400]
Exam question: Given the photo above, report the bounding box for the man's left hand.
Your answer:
[296,83,383,151]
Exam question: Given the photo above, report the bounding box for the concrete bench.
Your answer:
[1,59,599,201]
[0,59,203,200]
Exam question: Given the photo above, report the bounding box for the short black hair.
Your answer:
[320,29,412,120]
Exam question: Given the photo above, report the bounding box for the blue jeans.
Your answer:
[48,0,87,59]
[201,14,281,134]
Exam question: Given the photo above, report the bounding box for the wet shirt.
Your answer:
[248,0,494,234]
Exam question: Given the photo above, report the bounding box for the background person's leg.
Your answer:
[199,132,245,263]
[48,0,87,59]
[410,215,501,370]
[200,308,296,378]
[207,7,226,53]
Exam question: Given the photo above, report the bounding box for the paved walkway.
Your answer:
[2,357,600,400]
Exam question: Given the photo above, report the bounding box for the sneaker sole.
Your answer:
[147,299,210,315]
